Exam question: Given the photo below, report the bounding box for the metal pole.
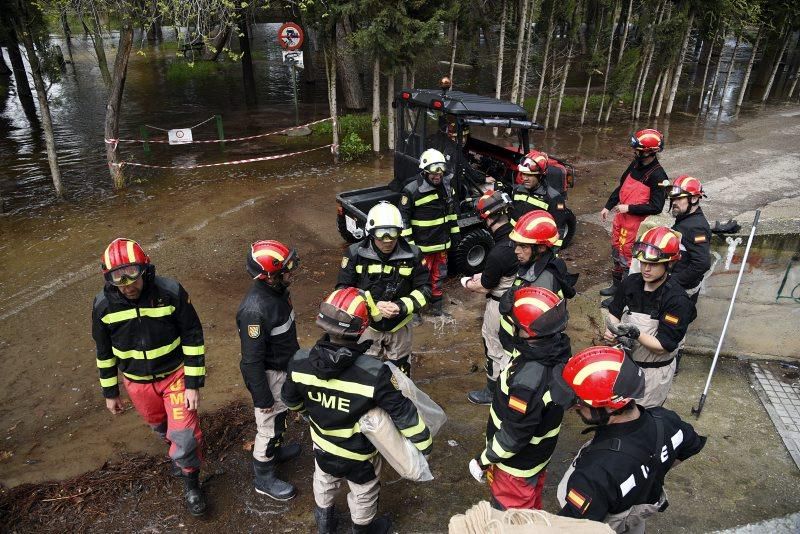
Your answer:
[140,125,150,155]
[215,114,225,152]
[692,209,761,417]
[292,64,299,126]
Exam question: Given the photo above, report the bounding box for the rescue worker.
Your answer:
[604,227,696,408]
[468,287,571,510]
[92,238,207,516]
[510,150,568,248]
[557,346,706,533]
[600,129,668,308]
[462,191,519,404]
[282,287,433,534]
[498,210,577,359]
[236,240,302,501]
[399,148,460,316]
[337,201,431,377]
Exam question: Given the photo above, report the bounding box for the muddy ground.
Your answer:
[2,106,800,532]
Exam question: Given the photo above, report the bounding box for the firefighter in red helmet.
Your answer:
[511,150,568,247]
[556,346,706,533]
[600,129,669,308]
[236,240,302,501]
[92,238,208,516]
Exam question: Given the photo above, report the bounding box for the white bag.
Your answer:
[385,362,447,437]
[359,407,433,481]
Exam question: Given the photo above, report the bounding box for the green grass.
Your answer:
[165,60,223,83]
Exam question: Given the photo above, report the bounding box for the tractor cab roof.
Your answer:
[397,88,540,129]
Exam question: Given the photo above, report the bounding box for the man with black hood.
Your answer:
[282,287,433,534]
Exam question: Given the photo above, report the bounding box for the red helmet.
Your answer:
[632,226,681,264]
[476,190,511,220]
[630,128,664,155]
[511,286,567,337]
[668,174,705,199]
[316,287,370,338]
[101,238,151,286]
[518,150,549,175]
[247,240,298,279]
[562,346,645,410]
[509,210,559,247]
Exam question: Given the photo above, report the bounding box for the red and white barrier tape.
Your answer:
[105,117,332,145]
[114,144,333,170]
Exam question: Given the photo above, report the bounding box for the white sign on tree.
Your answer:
[282,50,304,69]
[168,128,193,145]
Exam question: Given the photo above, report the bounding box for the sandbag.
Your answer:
[448,501,615,534]
[386,362,447,437]
[359,407,433,482]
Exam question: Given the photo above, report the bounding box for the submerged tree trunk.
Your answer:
[717,34,740,111]
[449,22,458,85]
[597,0,621,122]
[509,0,531,106]
[617,0,632,65]
[6,32,39,126]
[705,30,726,112]
[736,27,762,107]
[647,70,663,117]
[494,0,508,136]
[787,63,800,100]
[533,2,555,122]
[543,47,556,130]
[519,0,536,105]
[83,10,111,85]
[238,16,257,107]
[665,12,694,115]
[105,24,134,189]
[655,66,671,116]
[336,19,366,111]
[698,27,718,112]
[0,49,11,74]
[323,43,339,163]
[387,70,395,150]
[372,57,380,153]
[554,43,574,130]
[202,26,231,61]
[581,9,605,125]
[60,11,74,65]
[762,28,790,103]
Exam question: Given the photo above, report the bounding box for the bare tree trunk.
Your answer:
[655,66,671,116]
[6,32,39,126]
[736,27,762,107]
[617,0,632,65]
[633,0,661,122]
[84,4,110,85]
[494,0,508,136]
[634,47,654,119]
[238,17,257,107]
[401,66,407,88]
[554,43,574,129]
[449,22,458,85]
[202,26,231,61]
[647,70,663,117]
[14,9,63,199]
[533,3,555,122]
[788,63,800,99]
[336,19,366,110]
[60,11,74,65]
[509,0,531,106]
[410,68,415,87]
[543,47,556,129]
[762,27,790,103]
[665,12,694,115]
[323,43,339,163]
[581,9,605,125]
[597,0,621,123]
[0,49,11,74]
[697,27,718,111]
[387,70,395,150]
[717,34,739,111]
[705,29,726,112]
[372,57,380,153]
[519,0,536,105]
[104,24,133,189]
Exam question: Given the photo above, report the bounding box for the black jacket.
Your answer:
[477,334,571,477]
[92,275,206,399]
[560,406,706,520]
[672,208,712,291]
[282,338,432,483]
[604,158,668,216]
[480,223,519,293]
[399,173,460,253]
[236,280,299,408]
[336,238,431,331]
[510,183,568,240]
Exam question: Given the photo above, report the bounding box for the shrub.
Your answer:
[339,131,371,162]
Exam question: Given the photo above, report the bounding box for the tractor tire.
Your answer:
[451,228,495,275]
[337,214,361,243]
[559,208,577,249]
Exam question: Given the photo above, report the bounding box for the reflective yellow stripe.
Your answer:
[491,436,514,459]
[346,296,366,315]
[100,376,118,387]
[112,337,181,360]
[500,315,514,336]
[573,361,622,385]
[414,193,439,206]
[364,291,382,320]
[388,313,413,332]
[367,264,385,274]
[510,218,517,226]
[497,456,551,478]
[555,239,563,247]
[96,357,117,369]
[122,363,182,381]
[401,228,413,236]
[126,240,137,263]
[140,306,175,319]
[490,405,502,428]
[446,214,458,221]
[413,435,433,451]
[531,425,560,445]
[254,248,284,262]
[184,366,206,376]
[513,194,527,201]
[450,226,460,233]
[410,290,426,307]
[356,265,364,273]
[411,217,446,227]
[291,371,375,398]
[418,242,449,253]
[182,344,205,356]
[400,296,415,313]
[399,417,427,439]
[101,309,137,324]
[312,420,361,438]
[310,428,377,461]
[480,450,491,466]
[398,267,413,276]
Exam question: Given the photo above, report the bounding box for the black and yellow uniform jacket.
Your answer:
[476,333,571,478]
[92,275,206,399]
[336,238,431,332]
[671,207,712,291]
[399,173,460,253]
[510,183,568,248]
[282,337,432,483]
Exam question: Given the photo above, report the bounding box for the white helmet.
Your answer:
[419,148,447,173]
[365,201,404,236]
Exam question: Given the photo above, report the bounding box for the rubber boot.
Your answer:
[274,443,301,463]
[599,279,619,296]
[253,458,297,501]
[429,297,444,316]
[467,378,496,405]
[600,296,614,309]
[314,504,338,534]
[395,356,411,378]
[183,471,207,517]
[352,515,392,534]
[410,313,423,327]
[170,460,183,478]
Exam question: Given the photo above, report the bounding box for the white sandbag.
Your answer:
[448,501,615,534]
[386,362,447,437]
[359,407,433,482]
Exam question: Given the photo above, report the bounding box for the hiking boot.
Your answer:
[183,471,207,517]
[467,380,496,405]
[600,296,614,309]
[395,356,411,378]
[599,280,619,297]
[253,459,297,501]
[170,461,183,478]
[352,514,392,534]
[314,504,338,534]
[429,298,444,316]
[274,443,301,463]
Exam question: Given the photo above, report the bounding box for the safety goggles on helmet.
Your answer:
[631,242,672,263]
[280,249,299,272]
[373,227,400,241]
[105,264,145,286]
[425,163,446,174]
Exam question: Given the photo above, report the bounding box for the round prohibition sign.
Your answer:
[278,22,304,51]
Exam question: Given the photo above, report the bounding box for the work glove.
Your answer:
[468,458,486,483]
[607,322,640,341]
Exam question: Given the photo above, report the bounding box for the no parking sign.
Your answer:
[278,22,304,51]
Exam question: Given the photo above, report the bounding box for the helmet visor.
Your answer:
[632,242,670,262]
[105,264,145,286]
[668,185,689,198]
[281,249,299,272]
[373,227,400,241]
[426,163,446,174]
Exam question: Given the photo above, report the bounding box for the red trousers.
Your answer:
[423,251,448,299]
[487,466,547,510]
[123,367,204,474]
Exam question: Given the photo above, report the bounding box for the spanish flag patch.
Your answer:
[567,488,591,514]
[663,313,680,326]
[508,395,528,414]
[694,234,707,243]
[557,203,565,210]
